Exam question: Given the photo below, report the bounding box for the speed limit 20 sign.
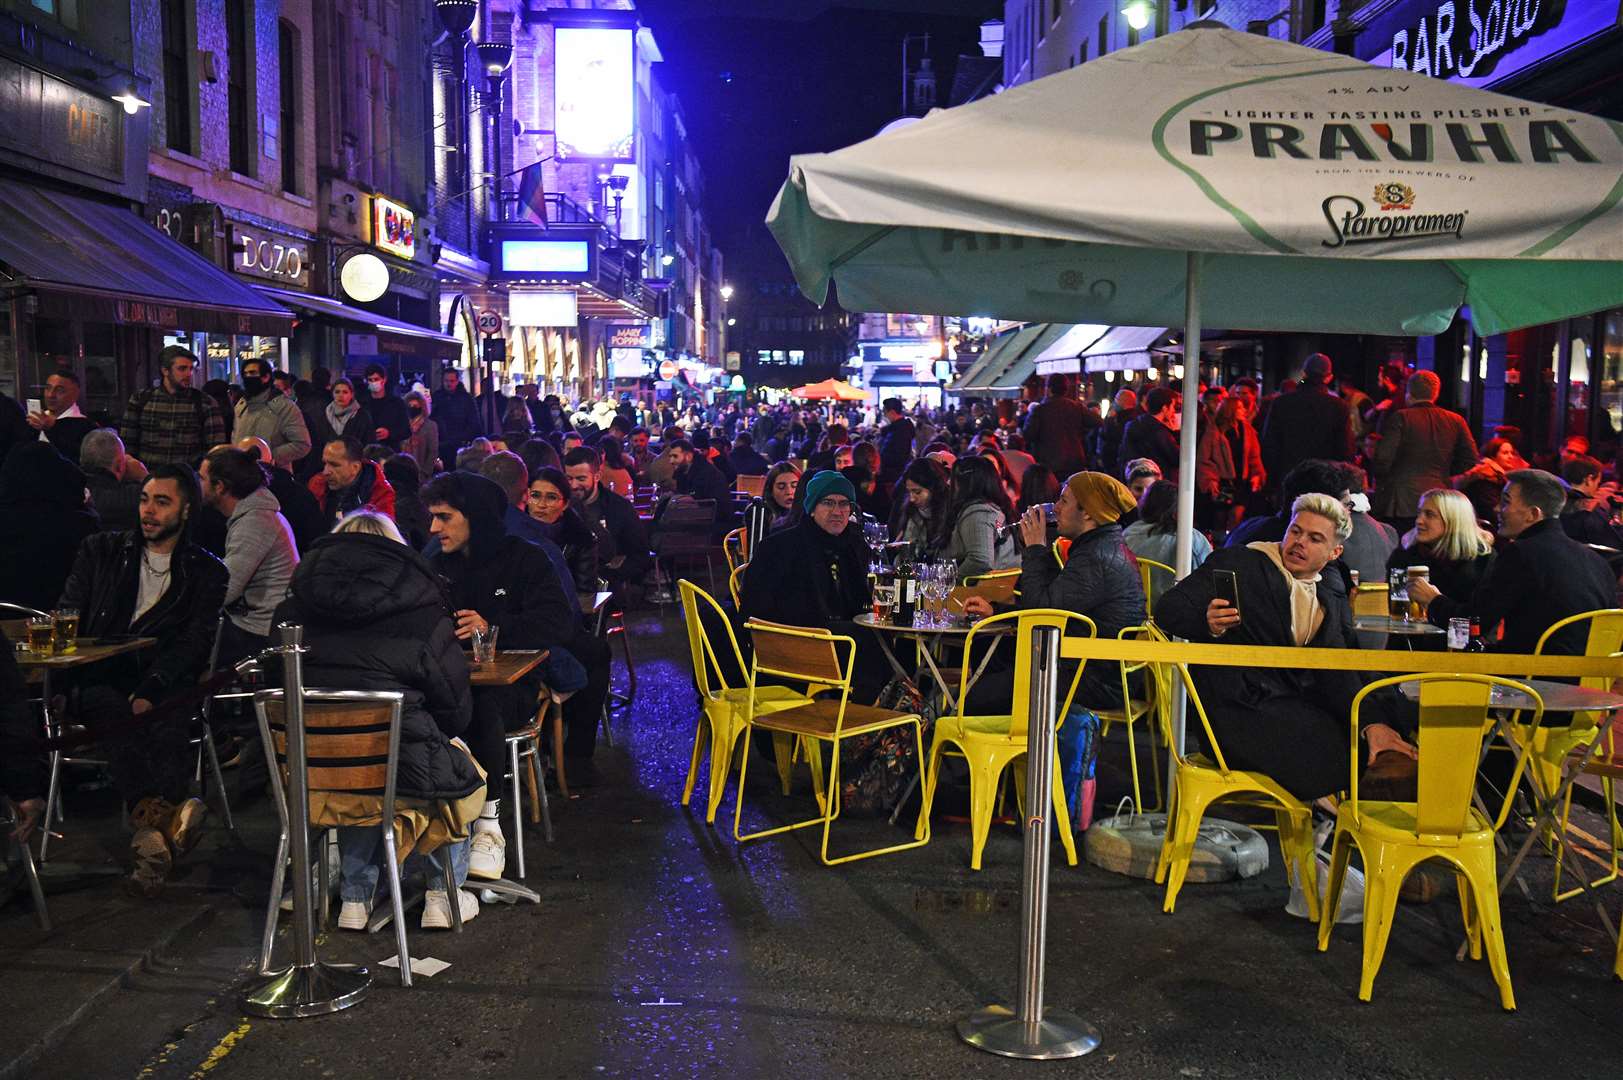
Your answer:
[475,309,503,335]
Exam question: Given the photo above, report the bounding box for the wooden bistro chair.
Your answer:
[734,474,766,499]
[736,619,929,865]
[1318,674,1543,1010]
[255,689,462,989]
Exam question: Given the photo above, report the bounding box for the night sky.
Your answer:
[637,0,1001,285]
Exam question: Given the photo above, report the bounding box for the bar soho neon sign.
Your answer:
[1387,0,1573,82]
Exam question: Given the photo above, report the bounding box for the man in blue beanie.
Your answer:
[740,470,881,696]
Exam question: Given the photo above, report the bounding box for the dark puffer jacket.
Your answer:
[0,441,100,611]
[1017,523,1147,708]
[272,531,481,801]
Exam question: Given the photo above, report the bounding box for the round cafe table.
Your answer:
[1353,615,1446,637]
[852,612,1012,715]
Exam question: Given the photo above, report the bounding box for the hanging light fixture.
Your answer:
[477,41,514,77]
[112,84,151,115]
[1121,0,1155,30]
[433,0,478,36]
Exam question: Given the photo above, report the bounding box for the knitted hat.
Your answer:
[803,469,857,512]
[1065,471,1138,526]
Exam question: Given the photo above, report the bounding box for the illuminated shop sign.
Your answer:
[554,27,635,161]
[1362,0,1621,88]
[233,225,310,288]
[371,195,415,258]
[499,239,592,275]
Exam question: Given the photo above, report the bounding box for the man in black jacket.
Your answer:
[1260,353,1356,488]
[362,364,412,450]
[564,445,651,596]
[1120,386,1182,479]
[432,367,483,455]
[876,398,915,488]
[1022,374,1091,479]
[80,428,145,534]
[1411,469,1617,657]
[668,438,731,505]
[58,464,228,895]
[1156,493,1410,801]
[1093,389,1140,482]
[424,470,609,880]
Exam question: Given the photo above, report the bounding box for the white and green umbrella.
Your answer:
[768,25,1623,577]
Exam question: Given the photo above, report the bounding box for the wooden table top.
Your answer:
[14,637,156,670]
[468,649,549,687]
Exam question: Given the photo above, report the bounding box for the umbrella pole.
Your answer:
[1169,251,1204,770]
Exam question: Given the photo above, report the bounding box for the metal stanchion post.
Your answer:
[242,624,372,1018]
[957,624,1100,1060]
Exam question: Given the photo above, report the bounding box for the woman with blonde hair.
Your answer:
[334,508,405,543]
[1387,487,1496,603]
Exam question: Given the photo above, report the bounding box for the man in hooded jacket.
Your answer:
[422,470,609,880]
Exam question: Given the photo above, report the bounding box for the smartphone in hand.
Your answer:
[1213,569,1240,618]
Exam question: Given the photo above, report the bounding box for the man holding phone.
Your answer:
[1155,493,1413,801]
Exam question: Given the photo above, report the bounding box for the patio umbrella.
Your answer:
[790,378,868,402]
[767,24,1623,579]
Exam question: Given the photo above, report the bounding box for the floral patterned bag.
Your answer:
[839,675,939,816]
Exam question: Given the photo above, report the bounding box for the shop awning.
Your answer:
[255,285,462,362]
[0,180,294,337]
[1029,323,1110,376]
[969,322,1074,396]
[1080,326,1169,374]
[868,368,932,387]
[948,323,1036,392]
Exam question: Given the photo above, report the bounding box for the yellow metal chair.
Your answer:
[736,619,929,865]
[1095,625,1162,812]
[914,609,1089,871]
[1498,610,1623,902]
[1351,583,1390,619]
[723,528,748,574]
[1318,674,1543,1010]
[728,564,748,609]
[676,581,821,823]
[1137,557,1176,613]
[1149,626,1321,920]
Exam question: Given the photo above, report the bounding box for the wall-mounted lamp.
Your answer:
[112,85,151,115]
[1122,0,1155,31]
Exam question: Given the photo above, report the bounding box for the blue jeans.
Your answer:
[336,826,471,903]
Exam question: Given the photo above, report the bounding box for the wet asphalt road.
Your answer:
[9,600,1623,1079]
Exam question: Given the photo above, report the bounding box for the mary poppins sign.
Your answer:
[1363,0,1622,89]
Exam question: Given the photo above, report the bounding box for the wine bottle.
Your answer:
[894,548,917,627]
[1465,616,1486,652]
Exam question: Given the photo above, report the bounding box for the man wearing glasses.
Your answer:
[740,471,879,698]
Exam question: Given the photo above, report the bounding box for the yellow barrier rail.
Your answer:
[1055,637,1623,680]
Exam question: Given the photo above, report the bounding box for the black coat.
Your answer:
[1155,545,1366,744]
[0,442,99,612]
[1260,382,1356,483]
[365,391,412,450]
[1018,524,1146,708]
[1094,406,1139,480]
[1386,542,1495,610]
[300,403,373,481]
[1120,414,1180,478]
[578,486,651,583]
[1023,396,1091,478]
[741,517,871,628]
[0,625,45,801]
[273,532,481,801]
[266,466,324,555]
[59,531,228,703]
[86,467,142,534]
[877,417,915,483]
[432,386,483,453]
[1427,519,1617,655]
[43,416,97,464]
[677,454,731,506]
[0,393,28,469]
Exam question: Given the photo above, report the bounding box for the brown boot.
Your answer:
[129,796,176,832]
[165,797,209,857]
[126,827,172,898]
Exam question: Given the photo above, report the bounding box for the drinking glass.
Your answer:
[472,624,500,664]
[52,607,79,655]
[25,615,52,655]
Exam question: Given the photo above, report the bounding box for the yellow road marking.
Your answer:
[189,1022,252,1078]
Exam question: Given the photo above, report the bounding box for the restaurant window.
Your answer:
[28,0,76,28]
[279,20,300,194]
[1098,15,1109,56]
[81,323,119,419]
[160,0,191,152]
[226,0,253,176]
[1598,311,1623,460]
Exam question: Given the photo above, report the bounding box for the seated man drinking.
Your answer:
[961,471,1145,714]
[1154,493,1412,802]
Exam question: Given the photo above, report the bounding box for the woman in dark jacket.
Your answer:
[525,466,601,592]
[271,516,484,927]
[300,378,372,481]
[889,456,950,557]
[1386,487,1496,603]
[0,441,99,611]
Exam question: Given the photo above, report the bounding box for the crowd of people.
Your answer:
[2,343,1621,926]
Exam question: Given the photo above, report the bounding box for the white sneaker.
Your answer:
[421,888,479,929]
[337,900,372,930]
[468,830,506,881]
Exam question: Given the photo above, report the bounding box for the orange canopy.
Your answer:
[789,378,867,402]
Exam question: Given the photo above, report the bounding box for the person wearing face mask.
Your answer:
[401,390,439,478]
[1120,386,1182,481]
[232,357,311,472]
[361,364,412,450]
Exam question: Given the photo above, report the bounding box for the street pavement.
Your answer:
[3,601,1621,1079]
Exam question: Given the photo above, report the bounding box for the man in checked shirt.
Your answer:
[121,345,228,468]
